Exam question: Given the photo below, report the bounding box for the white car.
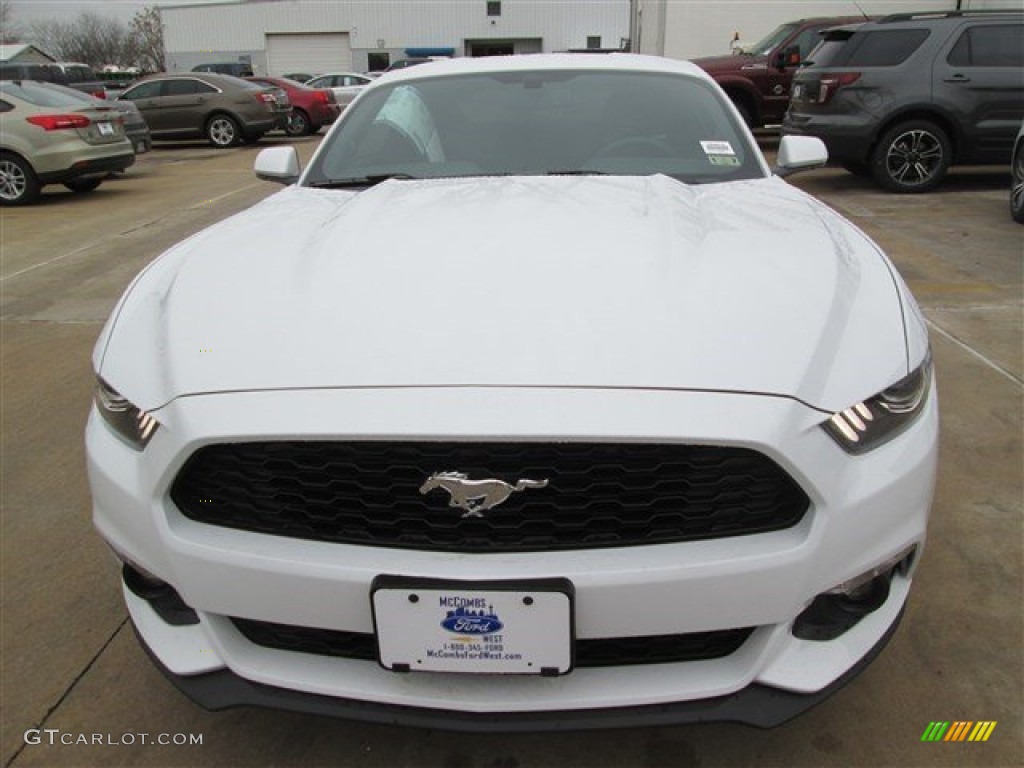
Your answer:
[304,71,373,108]
[87,54,937,729]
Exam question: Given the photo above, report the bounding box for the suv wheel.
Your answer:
[206,115,241,148]
[871,120,951,193]
[1011,142,1024,224]
[0,152,40,206]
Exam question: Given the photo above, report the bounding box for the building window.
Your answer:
[487,1,501,17]
[587,36,602,50]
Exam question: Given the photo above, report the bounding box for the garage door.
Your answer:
[266,33,352,77]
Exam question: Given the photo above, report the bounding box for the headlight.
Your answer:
[823,351,932,455]
[94,377,160,450]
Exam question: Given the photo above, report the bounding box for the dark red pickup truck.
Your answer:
[692,16,867,128]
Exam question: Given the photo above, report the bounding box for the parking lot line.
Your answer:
[927,318,1023,388]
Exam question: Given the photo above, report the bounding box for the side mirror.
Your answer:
[774,135,828,177]
[254,146,300,185]
[775,45,800,69]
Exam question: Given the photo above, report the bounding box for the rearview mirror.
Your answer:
[254,146,300,185]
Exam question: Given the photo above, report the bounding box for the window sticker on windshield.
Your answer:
[700,140,736,156]
[708,155,741,166]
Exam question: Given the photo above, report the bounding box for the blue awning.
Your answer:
[404,48,455,57]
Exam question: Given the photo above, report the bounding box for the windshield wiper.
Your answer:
[308,173,417,189]
[546,170,608,176]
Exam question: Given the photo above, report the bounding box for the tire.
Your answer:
[206,114,241,148]
[870,120,951,193]
[0,152,40,206]
[64,178,102,194]
[842,161,871,178]
[285,109,310,137]
[1011,143,1024,224]
[729,97,754,128]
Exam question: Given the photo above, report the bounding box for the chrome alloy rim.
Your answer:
[1013,148,1024,213]
[885,130,944,187]
[0,159,27,201]
[209,118,236,146]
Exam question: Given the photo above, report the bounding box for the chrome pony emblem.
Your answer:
[419,472,549,518]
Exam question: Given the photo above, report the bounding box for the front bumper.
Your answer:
[88,385,937,726]
[136,604,905,731]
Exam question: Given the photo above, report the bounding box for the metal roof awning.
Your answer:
[404,47,455,57]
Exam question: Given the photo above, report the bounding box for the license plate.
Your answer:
[97,121,114,136]
[372,576,574,675]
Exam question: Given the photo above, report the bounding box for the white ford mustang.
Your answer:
[87,54,937,729]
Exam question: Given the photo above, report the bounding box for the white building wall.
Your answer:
[164,0,630,74]
[636,0,1022,60]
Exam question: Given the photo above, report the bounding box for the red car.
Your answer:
[246,76,341,136]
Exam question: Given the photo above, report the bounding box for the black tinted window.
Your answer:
[790,27,828,61]
[844,29,930,66]
[805,35,854,67]
[948,24,1024,67]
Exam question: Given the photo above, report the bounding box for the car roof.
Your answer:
[134,72,249,86]
[867,8,1022,27]
[379,53,711,85]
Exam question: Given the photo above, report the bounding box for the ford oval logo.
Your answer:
[441,605,504,635]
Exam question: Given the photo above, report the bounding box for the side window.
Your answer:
[195,81,217,94]
[948,25,1024,67]
[64,67,83,84]
[122,81,163,100]
[165,79,199,96]
[845,29,930,66]
[790,27,826,61]
[0,99,13,113]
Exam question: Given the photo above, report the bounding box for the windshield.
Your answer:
[305,70,762,187]
[744,23,799,56]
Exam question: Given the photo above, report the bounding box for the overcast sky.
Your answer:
[7,1,231,26]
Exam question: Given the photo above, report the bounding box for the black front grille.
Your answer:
[230,617,755,668]
[171,441,808,552]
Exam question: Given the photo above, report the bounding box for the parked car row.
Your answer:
[245,76,342,136]
[0,71,336,205]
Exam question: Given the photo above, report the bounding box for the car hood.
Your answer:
[98,175,911,414]
[690,54,763,73]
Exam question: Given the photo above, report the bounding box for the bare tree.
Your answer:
[29,12,133,69]
[1,0,22,45]
[130,6,165,72]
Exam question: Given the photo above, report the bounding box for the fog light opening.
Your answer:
[791,547,919,643]
[122,564,200,627]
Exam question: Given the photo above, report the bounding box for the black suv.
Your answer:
[783,10,1023,192]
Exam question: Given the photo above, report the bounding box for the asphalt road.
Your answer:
[2,136,1021,768]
